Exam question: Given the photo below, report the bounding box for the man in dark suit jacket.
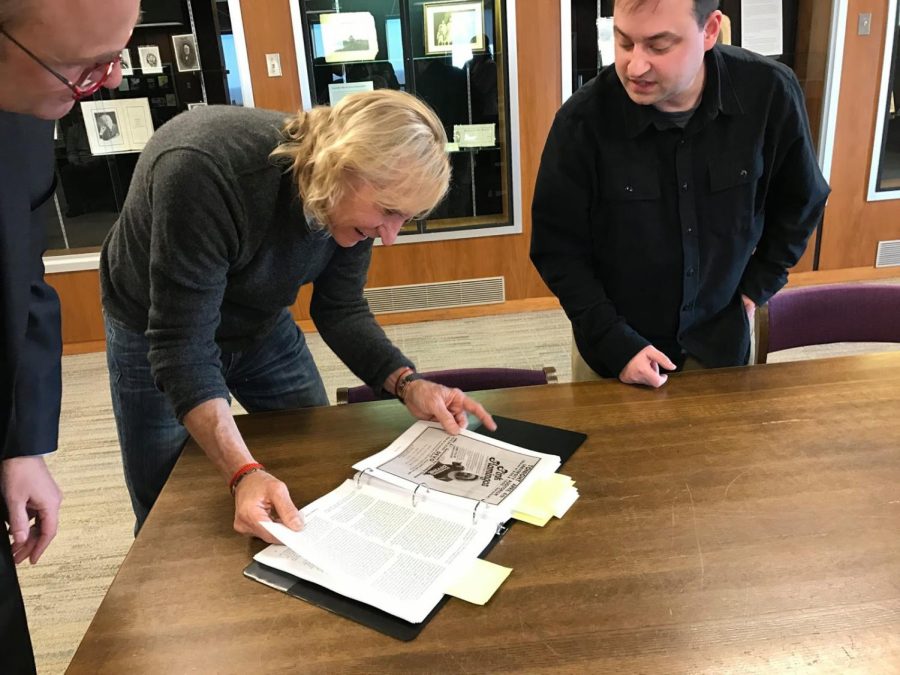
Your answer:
[0,1,139,671]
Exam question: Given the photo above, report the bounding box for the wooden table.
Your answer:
[68,353,900,673]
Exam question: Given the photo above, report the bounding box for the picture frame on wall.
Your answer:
[138,45,163,74]
[319,12,379,63]
[423,1,485,55]
[80,98,155,156]
[172,33,201,72]
[119,48,133,75]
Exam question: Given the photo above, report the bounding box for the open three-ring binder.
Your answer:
[244,415,586,640]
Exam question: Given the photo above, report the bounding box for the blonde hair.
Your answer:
[271,89,450,227]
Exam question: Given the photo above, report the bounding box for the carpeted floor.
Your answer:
[15,308,900,674]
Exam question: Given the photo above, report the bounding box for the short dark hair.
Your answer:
[615,0,721,28]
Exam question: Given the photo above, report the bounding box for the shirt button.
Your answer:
[625,184,634,193]
[679,139,685,146]
[681,182,689,191]
[740,169,748,177]
[682,303,693,311]
[687,227,694,234]
[686,267,695,277]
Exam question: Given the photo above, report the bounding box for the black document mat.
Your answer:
[243,415,587,641]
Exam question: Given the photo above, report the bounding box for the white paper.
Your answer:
[119,48,133,76]
[172,33,201,72]
[254,545,332,588]
[740,0,783,56]
[353,421,560,517]
[263,479,496,623]
[321,12,378,63]
[553,487,580,518]
[137,45,163,74]
[453,123,495,148]
[596,16,615,68]
[327,80,374,107]
[80,98,155,156]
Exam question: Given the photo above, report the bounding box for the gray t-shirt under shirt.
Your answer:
[100,105,411,418]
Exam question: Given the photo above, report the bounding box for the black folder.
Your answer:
[243,415,587,641]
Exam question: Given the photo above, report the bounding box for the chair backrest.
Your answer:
[754,283,900,364]
[336,366,557,404]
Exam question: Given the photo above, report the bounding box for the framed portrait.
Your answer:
[137,45,163,74]
[80,98,154,156]
[319,12,378,63]
[423,1,485,55]
[171,33,201,72]
[119,48,133,76]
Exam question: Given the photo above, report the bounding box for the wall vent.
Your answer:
[875,240,900,268]
[364,276,505,315]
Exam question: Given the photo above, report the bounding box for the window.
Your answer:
[298,0,519,239]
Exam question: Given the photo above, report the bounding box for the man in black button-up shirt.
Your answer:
[531,0,829,388]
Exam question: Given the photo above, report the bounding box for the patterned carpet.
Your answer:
[15,308,900,674]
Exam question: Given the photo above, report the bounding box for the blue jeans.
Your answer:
[105,310,328,533]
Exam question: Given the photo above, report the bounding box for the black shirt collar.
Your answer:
[622,45,744,139]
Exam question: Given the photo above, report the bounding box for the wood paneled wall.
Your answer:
[48,0,562,350]
[791,0,835,273]
[206,0,561,321]
[819,0,900,268]
[238,0,303,113]
[49,0,899,352]
[46,270,106,354]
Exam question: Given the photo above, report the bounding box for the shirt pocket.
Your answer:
[706,154,763,234]
[595,167,662,256]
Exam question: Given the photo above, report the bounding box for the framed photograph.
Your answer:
[320,12,378,63]
[94,110,121,143]
[137,45,163,74]
[80,98,154,156]
[119,48,133,76]
[424,1,485,55]
[171,33,201,72]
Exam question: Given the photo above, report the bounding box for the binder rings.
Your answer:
[243,415,587,640]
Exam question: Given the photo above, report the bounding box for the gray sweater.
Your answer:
[100,105,411,418]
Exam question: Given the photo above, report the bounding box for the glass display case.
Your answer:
[297,0,520,240]
[869,0,900,199]
[43,0,232,270]
[566,0,826,142]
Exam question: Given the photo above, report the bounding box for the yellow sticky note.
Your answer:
[511,509,552,527]
[445,558,512,605]
[515,474,576,520]
[545,473,575,490]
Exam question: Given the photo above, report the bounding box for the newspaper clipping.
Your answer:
[375,426,543,505]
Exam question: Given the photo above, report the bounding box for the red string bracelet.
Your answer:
[229,462,265,495]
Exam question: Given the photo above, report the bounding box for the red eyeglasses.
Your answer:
[0,27,120,100]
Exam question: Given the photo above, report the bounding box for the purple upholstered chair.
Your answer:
[336,366,558,404]
[754,284,900,364]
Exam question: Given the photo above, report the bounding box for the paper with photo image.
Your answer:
[119,48,133,75]
[353,421,560,511]
[80,98,154,156]
[138,45,163,74]
[321,12,378,63]
[172,33,201,72]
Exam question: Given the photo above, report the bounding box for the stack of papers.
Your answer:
[251,421,581,622]
[511,474,579,527]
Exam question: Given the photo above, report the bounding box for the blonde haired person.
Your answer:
[100,90,496,542]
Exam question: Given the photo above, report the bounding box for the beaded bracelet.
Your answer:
[229,462,265,495]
